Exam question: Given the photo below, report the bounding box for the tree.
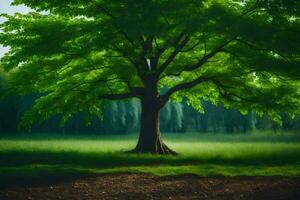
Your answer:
[0,71,18,132]
[1,0,300,154]
[161,102,184,132]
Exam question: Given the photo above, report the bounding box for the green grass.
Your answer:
[0,132,300,187]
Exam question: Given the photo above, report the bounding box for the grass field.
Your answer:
[0,132,300,187]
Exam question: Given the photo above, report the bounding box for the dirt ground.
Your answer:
[0,173,300,200]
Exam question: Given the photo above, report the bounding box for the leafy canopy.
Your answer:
[0,0,300,127]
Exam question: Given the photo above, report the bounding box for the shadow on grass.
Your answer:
[1,163,300,188]
[1,149,300,188]
[1,149,300,169]
[0,166,85,188]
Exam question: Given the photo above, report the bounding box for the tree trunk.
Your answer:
[130,96,177,155]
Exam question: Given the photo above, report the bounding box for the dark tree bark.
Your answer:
[129,78,177,155]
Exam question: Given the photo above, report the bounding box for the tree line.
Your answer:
[0,92,299,134]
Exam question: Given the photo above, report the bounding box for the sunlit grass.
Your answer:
[0,132,300,187]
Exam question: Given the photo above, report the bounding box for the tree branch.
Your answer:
[184,36,237,72]
[235,38,292,60]
[240,0,261,17]
[109,45,145,79]
[71,88,141,100]
[98,92,140,100]
[179,39,202,53]
[160,76,209,104]
[212,80,257,103]
[161,36,237,78]
[140,36,154,71]
[96,4,136,47]
[154,33,189,77]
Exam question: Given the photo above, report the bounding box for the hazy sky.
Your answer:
[0,0,30,57]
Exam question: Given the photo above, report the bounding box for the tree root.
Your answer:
[126,142,178,155]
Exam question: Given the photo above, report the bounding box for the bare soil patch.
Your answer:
[1,173,299,200]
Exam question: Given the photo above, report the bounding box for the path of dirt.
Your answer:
[1,174,300,200]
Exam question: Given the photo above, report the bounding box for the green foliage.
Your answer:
[0,0,300,127]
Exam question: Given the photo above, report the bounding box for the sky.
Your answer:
[0,0,30,57]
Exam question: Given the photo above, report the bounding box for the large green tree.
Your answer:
[1,0,300,154]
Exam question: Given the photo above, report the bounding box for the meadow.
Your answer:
[1,132,300,187]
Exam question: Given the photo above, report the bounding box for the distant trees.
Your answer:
[0,72,18,132]
[0,90,299,134]
[101,99,140,134]
[161,102,184,133]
